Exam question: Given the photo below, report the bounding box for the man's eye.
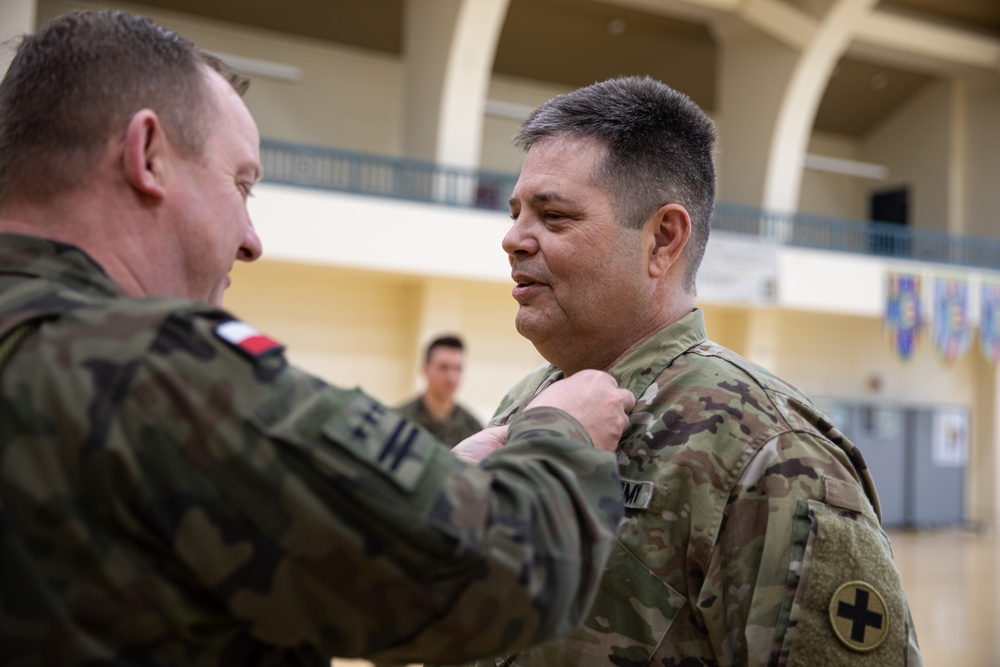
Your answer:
[239,182,255,198]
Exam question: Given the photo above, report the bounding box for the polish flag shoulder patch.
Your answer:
[214,320,285,359]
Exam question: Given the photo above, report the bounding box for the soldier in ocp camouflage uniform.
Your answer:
[456,77,923,666]
[0,11,637,666]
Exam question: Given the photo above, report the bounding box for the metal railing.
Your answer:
[260,139,1000,271]
[261,139,517,212]
[712,203,1000,269]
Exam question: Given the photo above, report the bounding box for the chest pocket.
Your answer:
[505,540,685,665]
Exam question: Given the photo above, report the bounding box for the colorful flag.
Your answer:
[931,277,970,364]
[883,273,922,361]
[214,320,285,359]
[981,281,1000,364]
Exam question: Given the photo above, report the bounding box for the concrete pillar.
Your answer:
[744,308,780,372]
[1,0,37,78]
[969,354,1000,530]
[406,278,467,392]
[715,23,799,208]
[762,0,878,212]
[714,0,876,212]
[402,0,510,168]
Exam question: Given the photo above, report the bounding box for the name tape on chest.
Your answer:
[214,320,285,360]
[621,477,655,510]
[322,392,436,493]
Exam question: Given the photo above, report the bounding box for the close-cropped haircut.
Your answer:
[425,335,465,365]
[0,10,250,206]
[514,76,717,291]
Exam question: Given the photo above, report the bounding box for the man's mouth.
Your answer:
[512,271,544,288]
[512,272,547,300]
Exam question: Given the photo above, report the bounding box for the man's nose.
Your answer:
[502,219,537,256]
[239,220,263,262]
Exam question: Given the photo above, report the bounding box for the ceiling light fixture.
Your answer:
[212,51,303,82]
[607,18,627,36]
[804,154,889,180]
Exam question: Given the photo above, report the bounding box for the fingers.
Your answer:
[525,370,633,453]
[452,425,509,464]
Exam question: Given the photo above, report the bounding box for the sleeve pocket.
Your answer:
[780,499,909,667]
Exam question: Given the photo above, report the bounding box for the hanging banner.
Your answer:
[883,273,922,361]
[932,277,970,364]
[981,280,1000,364]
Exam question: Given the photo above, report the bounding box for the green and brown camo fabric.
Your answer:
[0,233,624,666]
[395,397,483,448]
[460,309,922,667]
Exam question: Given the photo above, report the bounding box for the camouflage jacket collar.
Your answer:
[490,310,707,426]
[608,308,707,402]
[0,233,121,299]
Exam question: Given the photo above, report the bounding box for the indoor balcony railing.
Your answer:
[260,139,1000,271]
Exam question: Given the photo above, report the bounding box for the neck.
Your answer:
[546,293,695,376]
[0,185,170,301]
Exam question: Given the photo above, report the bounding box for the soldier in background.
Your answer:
[397,335,483,446]
[0,11,636,666]
[459,76,923,666]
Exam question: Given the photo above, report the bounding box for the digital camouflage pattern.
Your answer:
[461,309,922,667]
[395,396,483,447]
[0,233,625,666]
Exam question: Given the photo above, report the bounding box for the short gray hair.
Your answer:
[515,76,717,291]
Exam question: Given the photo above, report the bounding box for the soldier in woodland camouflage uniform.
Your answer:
[0,11,637,666]
[396,335,484,446]
[457,77,923,666]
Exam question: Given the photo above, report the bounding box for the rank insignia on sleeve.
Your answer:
[828,581,889,652]
[214,320,285,359]
[321,391,436,493]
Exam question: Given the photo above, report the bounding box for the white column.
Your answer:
[743,308,780,373]
[402,0,510,168]
[405,278,467,392]
[715,22,800,208]
[762,0,879,213]
[714,0,876,212]
[1,0,37,78]
[969,356,1000,530]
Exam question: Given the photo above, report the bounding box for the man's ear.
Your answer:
[122,109,168,202]
[646,203,691,279]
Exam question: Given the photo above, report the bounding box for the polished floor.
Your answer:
[333,527,1000,667]
[889,527,1000,666]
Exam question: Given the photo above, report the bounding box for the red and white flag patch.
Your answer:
[214,320,285,359]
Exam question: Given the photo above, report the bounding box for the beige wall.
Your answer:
[963,77,1000,241]
[224,260,543,424]
[800,133,868,220]
[225,260,421,403]
[481,75,574,174]
[862,80,953,233]
[39,0,406,155]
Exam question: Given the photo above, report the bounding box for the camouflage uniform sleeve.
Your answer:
[704,430,922,666]
[117,312,623,663]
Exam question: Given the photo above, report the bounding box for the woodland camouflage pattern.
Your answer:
[460,309,922,667]
[395,396,483,447]
[0,233,625,666]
